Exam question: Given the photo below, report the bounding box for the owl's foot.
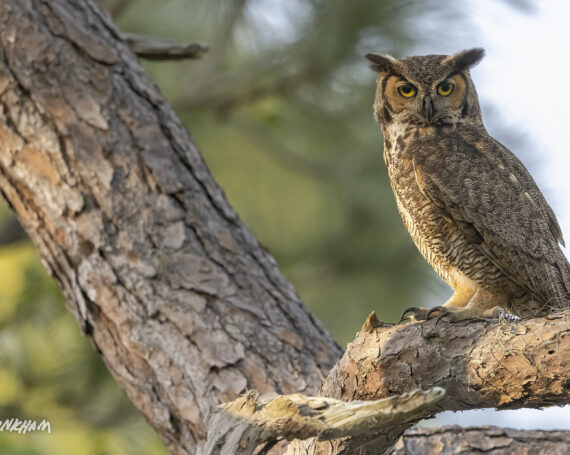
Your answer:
[426,305,520,323]
[398,306,430,323]
[398,304,520,325]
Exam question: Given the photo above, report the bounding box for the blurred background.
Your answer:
[0,0,568,453]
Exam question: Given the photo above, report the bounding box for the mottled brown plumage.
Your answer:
[366,48,570,320]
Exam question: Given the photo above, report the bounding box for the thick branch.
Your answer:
[202,311,570,454]
[395,426,570,454]
[324,311,570,407]
[289,310,570,453]
[199,388,445,455]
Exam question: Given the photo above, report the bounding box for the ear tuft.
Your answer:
[451,48,485,71]
[365,53,396,73]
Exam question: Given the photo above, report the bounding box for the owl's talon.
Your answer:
[399,307,417,323]
[426,306,445,320]
[398,306,429,323]
[401,304,521,325]
[434,311,454,327]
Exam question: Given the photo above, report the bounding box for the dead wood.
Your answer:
[199,388,445,455]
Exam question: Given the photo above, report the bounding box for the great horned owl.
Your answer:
[365,48,570,321]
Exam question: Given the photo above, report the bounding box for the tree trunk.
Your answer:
[0,1,568,455]
[0,1,341,453]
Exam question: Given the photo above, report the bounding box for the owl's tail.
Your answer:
[548,259,570,311]
[514,258,570,316]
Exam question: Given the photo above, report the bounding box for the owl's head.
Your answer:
[366,48,485,130]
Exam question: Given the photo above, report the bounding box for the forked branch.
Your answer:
[287,310,570,454]
[202,310,570,454]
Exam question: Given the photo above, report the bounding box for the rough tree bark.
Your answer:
[0,1,341,453]
[393,426,570,455]
[201,311,570,453]
[0,1,568,454]
[287,311,570,453]
[199,388,446,455]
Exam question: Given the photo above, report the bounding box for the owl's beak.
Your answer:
[423,95,435,122]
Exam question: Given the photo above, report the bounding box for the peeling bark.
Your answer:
[0,1,341,453]
[199,388,445,455]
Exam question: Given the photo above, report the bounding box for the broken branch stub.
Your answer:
[123,32,209,60]
[199,388,445,455]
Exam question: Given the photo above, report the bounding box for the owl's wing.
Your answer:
[414,135,570,301]
[486,137,565,247]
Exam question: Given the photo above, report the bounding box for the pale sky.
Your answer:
[473,0,570,242]
[420,0,570,430]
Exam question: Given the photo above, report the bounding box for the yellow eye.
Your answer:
[398,84,417,98]
[437,81,454,96]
